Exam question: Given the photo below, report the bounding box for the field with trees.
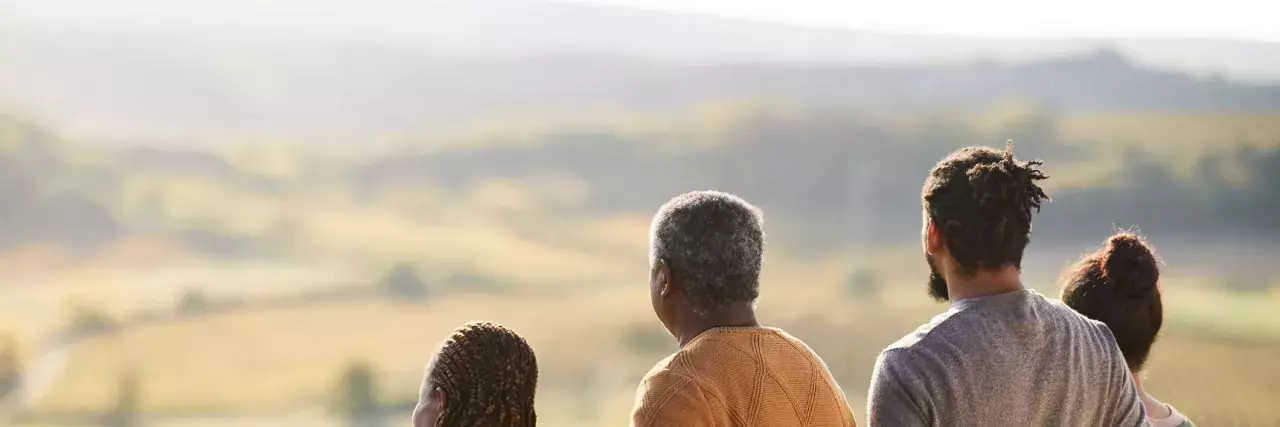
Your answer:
[1,99,1277,425]
[1,9,1279,424]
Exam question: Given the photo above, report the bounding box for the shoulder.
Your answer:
[762,328,825,362]
[883,305,974,352]
[632,353,714,426]
[870,342,942,397]
[867,346,932,423]
[1022,290,1124,349]
[1040,295,1127,351]
[1034,291,1107,326]
[870,307,977,387]
[640,353,681,380]
[635,350,709,396]
[1041,293,1108,327]
[870,346,915,381]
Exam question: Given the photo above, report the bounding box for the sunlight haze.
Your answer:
[6,0,1279,41]
[0,1,1279,426]
[567,0,1280,41]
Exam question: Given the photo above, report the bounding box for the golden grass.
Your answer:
[1060,112,1280,150]
[1162,282,1280,340]
[26,277,1280,426]
[6,155,1279,426]
[1060,112,1280,179]
[22,247,910,414]
[297,207,638,287]
[30,289,656,412]
[116,170,650,288]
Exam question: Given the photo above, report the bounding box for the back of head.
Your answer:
[922,141,1050,273]
[1060,232,1163,371]
[649,190,765,316]
[428,321,538,427]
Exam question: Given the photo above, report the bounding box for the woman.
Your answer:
[412,321,538,427]
[1060,232,1194,427]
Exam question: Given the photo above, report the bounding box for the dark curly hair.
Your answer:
[923,140,1050,274]
[1060,232,1163,371]
[427,321,538,427]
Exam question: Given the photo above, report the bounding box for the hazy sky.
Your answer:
[569,0,1279,41]
[5,0,1278,42]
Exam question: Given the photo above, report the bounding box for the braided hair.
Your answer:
[923,140,1050,274]
[427,321,538,427]
[1060,232,1163,371]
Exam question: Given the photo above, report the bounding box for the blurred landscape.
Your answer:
[1,1,1279,426]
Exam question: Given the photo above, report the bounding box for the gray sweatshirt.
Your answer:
[866,289,1149,427]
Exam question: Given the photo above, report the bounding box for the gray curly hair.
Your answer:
[649,191,765,316]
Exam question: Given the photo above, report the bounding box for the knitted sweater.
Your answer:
[631,326,858,427]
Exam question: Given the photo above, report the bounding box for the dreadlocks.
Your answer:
[426,321,538,427]
[923,140,1050,274]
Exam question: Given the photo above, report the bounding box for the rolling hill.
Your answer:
[1,0,1279,141]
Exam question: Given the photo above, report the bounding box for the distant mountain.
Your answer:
[369,0,1280,83]
[1,0,1278,141]
[8,0,1280,78]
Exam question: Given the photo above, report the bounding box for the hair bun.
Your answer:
[1102,232,1160,297]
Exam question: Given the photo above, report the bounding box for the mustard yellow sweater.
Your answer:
[631,326,858,427]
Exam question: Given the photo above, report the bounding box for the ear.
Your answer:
[432,388,446,413]
[926,220,947,255]
[413,387,446,427]
[423,387,445,426]
[656,259,677,298]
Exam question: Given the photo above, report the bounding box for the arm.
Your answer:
[1105,339,1149,426]
[865,349,929,427]
[1111,370,1149,426]
[630,369,714,427]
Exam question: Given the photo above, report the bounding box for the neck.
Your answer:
[1133,374,1172,419]
[676,303,759,348]
[946,264,1024,301]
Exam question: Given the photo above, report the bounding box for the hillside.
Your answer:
[2,3,1279,426]
[3,0,1280,141]
[7,0,1280,79]
[2,30,1278,141]
[3,106,1277,262]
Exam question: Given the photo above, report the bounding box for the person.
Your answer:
[631,190,857,427]
[1061,232,1195,427]
[412,321,538,427]
[0,335,18,397]
[865,142,1148,426]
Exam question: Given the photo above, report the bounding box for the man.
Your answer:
[631,190,857,427]
[865,142,1148,426]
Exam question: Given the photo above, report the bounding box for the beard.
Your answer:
[926,253,949,302]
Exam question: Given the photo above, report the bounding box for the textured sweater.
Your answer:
[631,326,858,427]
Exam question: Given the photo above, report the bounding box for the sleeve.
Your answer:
[1168,405,1195,427]
[1105,339,1150,426]
[865,349,929,427]
[630,369,714,427]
